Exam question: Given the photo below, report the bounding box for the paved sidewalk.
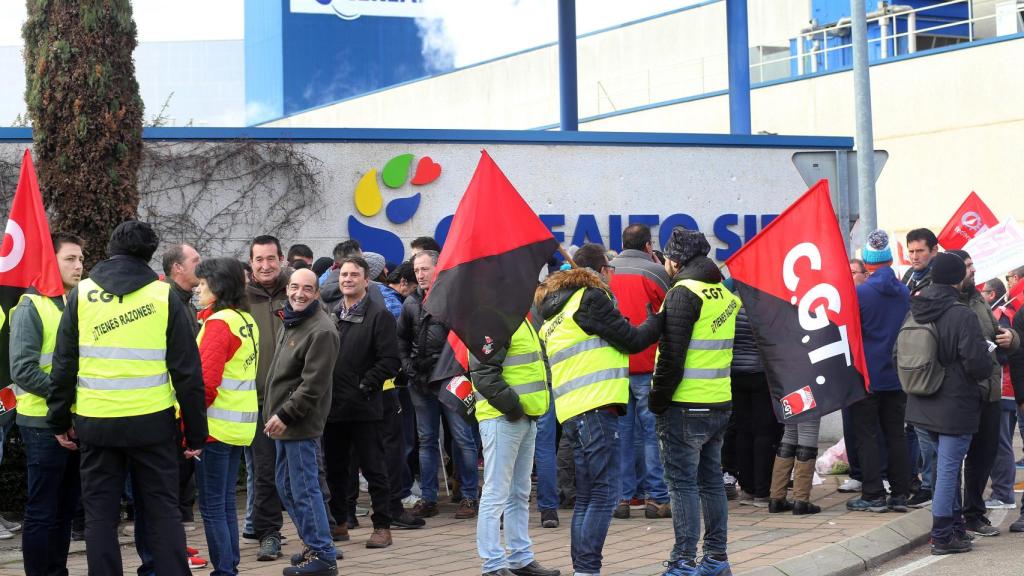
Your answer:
[0,473,924,576]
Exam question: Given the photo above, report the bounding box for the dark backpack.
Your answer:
[895,315,945,396]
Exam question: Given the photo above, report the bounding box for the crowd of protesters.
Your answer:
[2,218,1024,576]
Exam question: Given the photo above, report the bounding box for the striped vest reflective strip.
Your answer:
[198,309,260,446]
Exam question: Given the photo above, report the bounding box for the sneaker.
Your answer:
[483,570,515,576]
[965,518,1000,537]
[366,527,392,548]
[613,500,630,519]
[931,537,972,555]
[509,560,561,576]
[661,559,698,575]
[454,498,479,519]
[0,515,22,533]
[355,505,370,517]
[749,497,770,508]
[412,500,438,518]
[187,546,200,556]
[723,473,738,501]
[888,496,909,513]
[0,526,12,541]
[290,547,312,567]
[907,489,932,508]
[1016,457,1024,469]
[846,498,888,513]
[736,491,754,505]
[541,509,559,528]
[1016,481,1024,493]
[187,555,209,570]
[1009,514,1024,532]
[401,494,419,508]
[838,478,862,493]
[985,498,1016,509]
[392,509,425,530]
[257,534,282,561]
[282,552,338,576]
[696,555,732,576]
[645,500,672,519]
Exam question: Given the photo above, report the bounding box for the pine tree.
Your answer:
[23,0,144,268]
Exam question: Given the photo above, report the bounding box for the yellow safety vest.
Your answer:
[75,278,176,418]
[11,294,62,427]
[657,279,740,404]
[473,320,549,422]
[540,288,629,423]
[198,309,260,446]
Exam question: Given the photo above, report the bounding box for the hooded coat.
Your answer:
[959,285,1019,402]
[856,266,910,393]
[904,284,994,436]
[534,268,662,412]
[48,256,207,449]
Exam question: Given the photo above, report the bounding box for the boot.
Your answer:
[769,452,795,514]
[792,457,820,516]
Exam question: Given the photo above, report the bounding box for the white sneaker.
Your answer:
[723,472,738,486]
[0,515,21,533]
[985,498,1016,509]
[402,494,419,508]
[0,526,12,540]
[838,478,862,493]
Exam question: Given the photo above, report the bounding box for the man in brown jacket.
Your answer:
[264,268,341,575]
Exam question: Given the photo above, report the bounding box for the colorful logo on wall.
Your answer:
[349,154,442,264]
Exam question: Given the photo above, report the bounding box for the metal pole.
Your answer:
[725,0,751,134]
[557,0,578,131]
[850,0,877,239]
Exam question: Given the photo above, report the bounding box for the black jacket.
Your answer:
[330,294,401,422]
[397,288,450,390]
[47,256,207,449]
[535,268,662,413]
[904,284,994,436]
[730,307,763,374]
[168,278,200,337]
[651,256,732,412]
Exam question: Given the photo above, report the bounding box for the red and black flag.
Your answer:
[424,150,558,363]
[725,180,869,423]
[0,150,62,400]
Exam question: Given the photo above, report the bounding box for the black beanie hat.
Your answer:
[106,221,160,262]
[664,227,711,266]
[931,252,967,286]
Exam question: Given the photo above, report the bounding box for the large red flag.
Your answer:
[424,150,558,363]
[0,150,61,401]
[937,191,998,250]
[725,180,869,422]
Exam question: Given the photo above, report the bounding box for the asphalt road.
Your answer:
[868,508,1024,576]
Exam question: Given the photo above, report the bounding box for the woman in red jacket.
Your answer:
[194,258,260,576]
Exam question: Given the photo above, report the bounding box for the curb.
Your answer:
[743,507,932,576]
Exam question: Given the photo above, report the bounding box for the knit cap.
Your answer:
[931,252,966,286]
[363,252,386,281]
[862,230,893,264]
[664,227,711,266]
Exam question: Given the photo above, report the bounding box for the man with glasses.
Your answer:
[850,259,869,287]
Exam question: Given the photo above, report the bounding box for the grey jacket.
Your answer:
[9,293,64,429]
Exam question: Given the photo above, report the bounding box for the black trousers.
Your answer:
[964,400,1002,521]
[177,448,196,523]
[382,389,408,518]
[252,408,284,538]
[850,390,911,500]
[731,372,782,497]
[80,440,188,576]
[323,420,392,529]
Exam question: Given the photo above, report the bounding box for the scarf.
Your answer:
[282,299,320,328]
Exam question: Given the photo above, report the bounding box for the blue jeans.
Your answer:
[409,386,479,503]
[535,399,558,511]
[619,374,668,503]
[563,409,620,575]
[929,432,970,542]
[656,407,730,563]
[196,442,243,576]
[242,446,254,535]
[21,426,80,576]
[275,439,336,562]
[915,426,937,492]
[477,416,537,573]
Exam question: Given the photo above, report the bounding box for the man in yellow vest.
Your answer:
[470,316,560,576]
[10,233,83,575]
[649,227,740,576]
[535,243,662,576]
[46,221,207,576]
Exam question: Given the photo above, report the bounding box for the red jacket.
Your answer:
[608,249,671,374]
[197,309,243,444]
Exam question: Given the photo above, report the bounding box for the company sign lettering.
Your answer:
[290,0,427,21]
